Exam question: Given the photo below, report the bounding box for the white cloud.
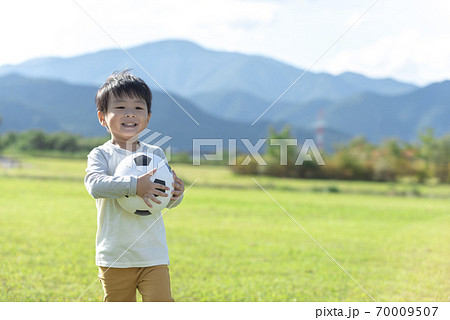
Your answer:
[260,0,450,85]
[312,2,450,85]
[1,0,450,85]
[315,27,450,85]
[0,0,277,64]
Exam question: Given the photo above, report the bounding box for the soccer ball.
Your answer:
[114,152,174,216]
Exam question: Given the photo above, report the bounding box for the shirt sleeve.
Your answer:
[84,148,138,199]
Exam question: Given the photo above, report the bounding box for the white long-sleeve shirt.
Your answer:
[85,140,181,268]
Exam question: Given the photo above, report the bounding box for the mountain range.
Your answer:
[0,73,332,152]
[0,40,416,102]
[0,39,448,150]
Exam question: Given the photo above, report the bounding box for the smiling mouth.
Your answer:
[122,123,137,127]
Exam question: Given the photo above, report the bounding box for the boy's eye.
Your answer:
[136,106,144,110]
[116,106,125,109]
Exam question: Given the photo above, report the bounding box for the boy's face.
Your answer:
[98,95,151,149]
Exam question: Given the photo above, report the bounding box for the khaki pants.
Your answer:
[98,265,174,302]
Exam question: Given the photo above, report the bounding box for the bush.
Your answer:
[230,155,260,175]
[229,128,450,184]
[0,130,108,155]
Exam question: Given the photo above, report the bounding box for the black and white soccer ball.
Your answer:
[114,152,174,216]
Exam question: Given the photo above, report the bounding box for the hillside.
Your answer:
[0,74,334,152]
[191,81,450,143]
[0,74,98,134]
[0,39,447,146]
[320,80,450,142]
[0,40,416,105]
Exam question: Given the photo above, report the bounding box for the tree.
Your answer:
[332,137,374,180]
[50,132,80,152]
[433,135,450,183]
[17,130,49,151]
[0,115,2,152]
[263,126,300,177]
[372,139,419,182]
[419,128,436,179]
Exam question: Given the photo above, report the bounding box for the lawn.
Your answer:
[0,156,449,301]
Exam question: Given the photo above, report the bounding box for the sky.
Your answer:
[1,0,449,86]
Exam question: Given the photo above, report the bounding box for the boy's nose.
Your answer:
[124,110,136,117]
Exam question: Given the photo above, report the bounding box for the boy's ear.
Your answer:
[146,112,151,124]
[98,111,107,127]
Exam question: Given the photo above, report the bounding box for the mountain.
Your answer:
[335,72,416,96]
[0,74,98,134]
[0,40,417,106]
[191,89,331,124]
[318,80,450,142]
[190,82,450,143]
[0,39,446,147]
[0,74,337,152]
[1,73,448,149]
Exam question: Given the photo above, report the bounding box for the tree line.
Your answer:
[231,127,450,183]
[0,130,108,156]
[1,128,449,183]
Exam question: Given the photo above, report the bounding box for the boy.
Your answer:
[84,70,184,302]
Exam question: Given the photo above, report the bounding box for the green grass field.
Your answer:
[0,156,449,301]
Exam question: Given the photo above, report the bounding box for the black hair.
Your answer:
[96,70,152,114]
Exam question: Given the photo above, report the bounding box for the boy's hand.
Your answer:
[136,169,170,208]
[171,170,184,202]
